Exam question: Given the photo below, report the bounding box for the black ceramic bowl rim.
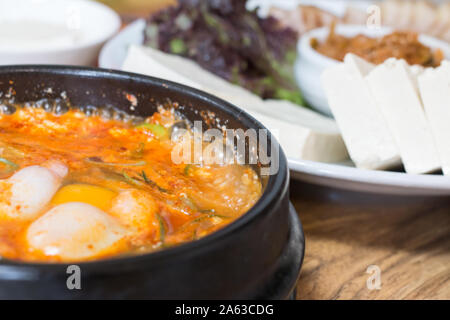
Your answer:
[0,65,289,275]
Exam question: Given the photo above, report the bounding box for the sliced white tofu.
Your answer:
[366,58,441,174]
[244,108,347,162]
[211,94,348,161]
[321,54,400,170]
[418,61,450,175]
[123,45,348,163]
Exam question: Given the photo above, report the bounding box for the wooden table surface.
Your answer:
[291,181,450,300]
[104,0,450,300]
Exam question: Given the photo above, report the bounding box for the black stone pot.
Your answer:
[0,66,304,299]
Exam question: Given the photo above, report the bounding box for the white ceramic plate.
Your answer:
[99,19,450,196]
[289,159,450,196]
[0,0,121,66]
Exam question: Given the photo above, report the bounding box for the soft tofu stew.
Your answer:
[0,103,262,262]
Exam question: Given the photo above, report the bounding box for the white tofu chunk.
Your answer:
[123,45,348,163]
[212,94,348,161]
[366,58,441,174]
[244,108,348,162]
[321,54,400,170]
[419,61,450,175]
[122,45,202,90]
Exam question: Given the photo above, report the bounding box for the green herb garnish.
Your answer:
[0,157,18,177]
[85,157,146,167]
[139,171,169,193]
[169,38,187,54]
[122,171,144,187]
[0,157,18,170]
[156,213,166,243]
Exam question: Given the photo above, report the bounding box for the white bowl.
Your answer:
[295,24,450,116]
[0,0,121,66]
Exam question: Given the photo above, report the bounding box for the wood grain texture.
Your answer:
[290,181,450,300]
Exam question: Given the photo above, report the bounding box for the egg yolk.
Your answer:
[51,184,117,211]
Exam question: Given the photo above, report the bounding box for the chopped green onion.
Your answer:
[181,194,198,211]
[156,213,166,243]
[135,123,168,139]
[140,170,150,184]
[85,157,146,167]
[0,157,19,177]
[191,216,208,224]
[169,38,187,54]
[121,170,170,193]
[139,171,169,193]
[122,171,133,183]
[0,157,18,170]
[199,209,215,214]
[206,213,231,219]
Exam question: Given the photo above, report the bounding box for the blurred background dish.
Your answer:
[264,0,450,42]
[98,0,450,195]
[0,0,120,65]
[296,25,450,115]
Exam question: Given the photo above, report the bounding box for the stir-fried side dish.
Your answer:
[0,104,262,262]
[312,27,444,67]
